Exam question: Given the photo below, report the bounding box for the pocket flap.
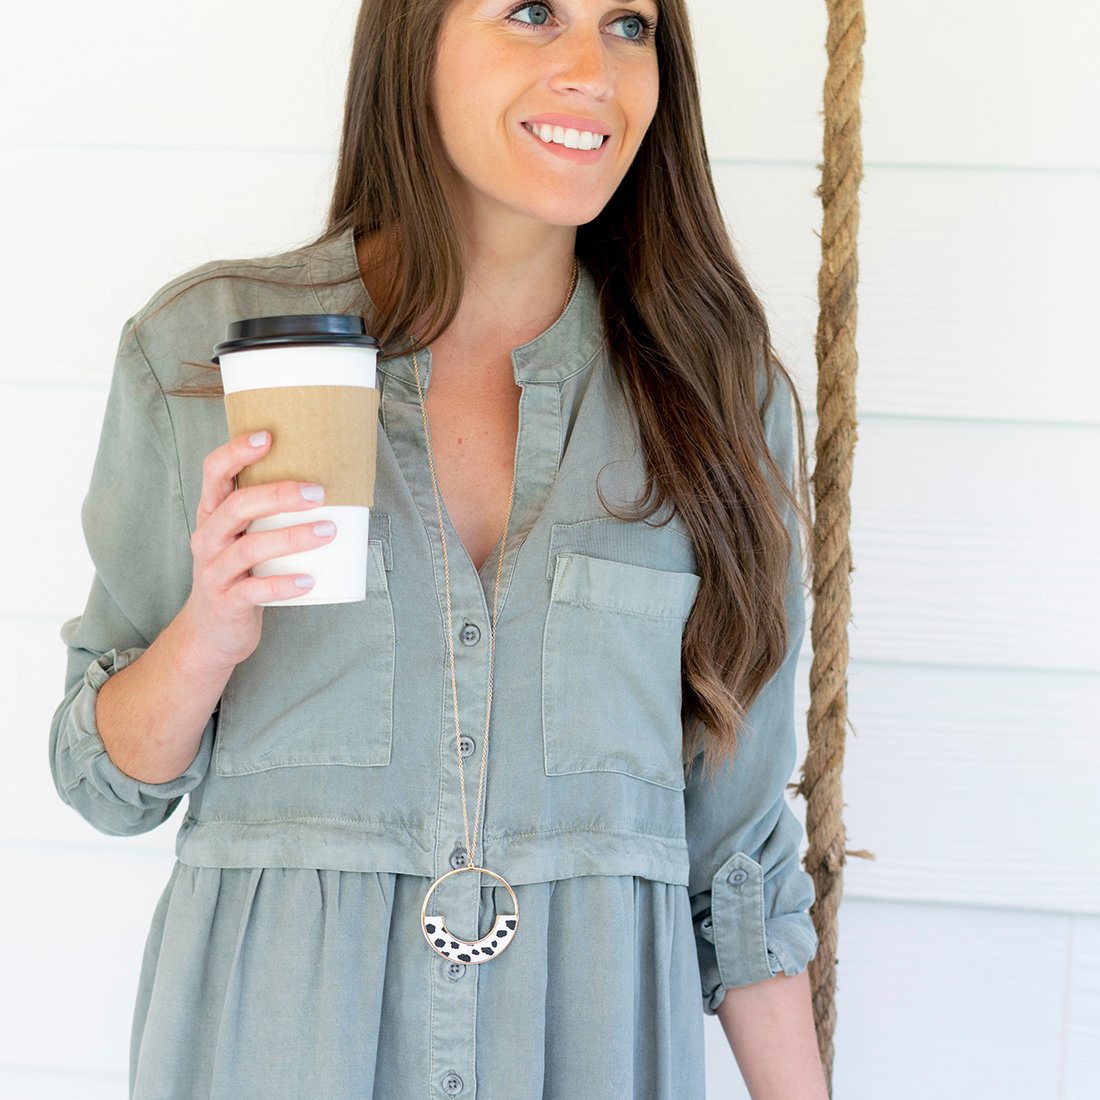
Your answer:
[550,553,700,620]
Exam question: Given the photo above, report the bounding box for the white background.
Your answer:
[2,1,1099,1096]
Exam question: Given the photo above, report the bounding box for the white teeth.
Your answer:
[525,122,606,150]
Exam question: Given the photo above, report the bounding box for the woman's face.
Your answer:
[429,0,661,232]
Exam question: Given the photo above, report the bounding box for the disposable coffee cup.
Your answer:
[213,315,381,606]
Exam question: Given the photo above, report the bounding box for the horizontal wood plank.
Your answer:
[0,146,333,388]
[696,0,1100,168]
[0,841,174,1074]
[842,418,1099,672]
[811,663,1100,913]
[0,1067,127,1100]
[1066,915,1100,1096]
[713,164,1100,425]
[829,898,1066,1098]
[0,0,357,151]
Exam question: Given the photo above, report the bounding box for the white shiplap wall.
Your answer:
[2,1,1097,1097]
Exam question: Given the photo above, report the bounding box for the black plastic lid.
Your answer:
[212,314,380,362]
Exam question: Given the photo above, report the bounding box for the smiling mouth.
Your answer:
[522,122,607,150]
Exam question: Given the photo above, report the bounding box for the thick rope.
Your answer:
[794,0,873,1092]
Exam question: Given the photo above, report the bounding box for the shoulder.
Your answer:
[128,232,355,391]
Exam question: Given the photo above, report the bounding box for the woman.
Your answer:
[51,1,827,1096]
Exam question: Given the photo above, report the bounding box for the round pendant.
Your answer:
[420,864,519,965]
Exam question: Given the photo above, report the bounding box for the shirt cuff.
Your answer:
[57,646,212,819]
[696,850,819,1015]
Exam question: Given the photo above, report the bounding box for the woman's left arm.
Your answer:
[682,372,826,1093]
[715,969,828,1098]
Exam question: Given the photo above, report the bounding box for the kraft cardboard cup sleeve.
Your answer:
[213,315,381,606]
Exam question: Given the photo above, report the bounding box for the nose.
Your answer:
[546,28,615,100]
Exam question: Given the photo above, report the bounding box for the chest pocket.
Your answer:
[541,525,700,791]
[213,516,395,777]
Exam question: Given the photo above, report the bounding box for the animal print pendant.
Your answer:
[420,864,519,965]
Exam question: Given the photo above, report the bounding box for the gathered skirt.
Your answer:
[129,863,708,1099]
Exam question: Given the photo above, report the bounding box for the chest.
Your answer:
[420,363,522,573]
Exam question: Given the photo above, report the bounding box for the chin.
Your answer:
[523,195,618,228]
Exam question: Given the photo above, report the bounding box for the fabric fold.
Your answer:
[128,867,706,1098]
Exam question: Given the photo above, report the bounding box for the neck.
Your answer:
[356,216,578,348]
[451,223,578,341]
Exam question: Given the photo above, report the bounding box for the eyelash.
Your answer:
[504,2,658,46]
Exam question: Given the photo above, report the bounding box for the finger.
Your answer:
[203,519,337,593]
[234,571,317,607]
[192,479,327,565]
[196,431,272,525]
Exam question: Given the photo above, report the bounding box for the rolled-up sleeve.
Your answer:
[683,372,818,1014]
[48,318,212,837]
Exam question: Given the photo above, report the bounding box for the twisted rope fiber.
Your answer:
[794,0,874,1092]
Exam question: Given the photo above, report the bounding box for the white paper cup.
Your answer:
[214,316,380,607]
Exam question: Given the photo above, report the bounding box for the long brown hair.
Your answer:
[165,0,814,783]
[165,2,809,783]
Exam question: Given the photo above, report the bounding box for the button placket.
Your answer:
[429,861,479,1097]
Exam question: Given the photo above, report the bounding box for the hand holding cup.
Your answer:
[182,430,334,670]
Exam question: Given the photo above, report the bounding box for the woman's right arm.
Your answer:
[96,433,334,784]
[49,319,333,831]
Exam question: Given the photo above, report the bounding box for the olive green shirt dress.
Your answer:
[49,227,818,1099]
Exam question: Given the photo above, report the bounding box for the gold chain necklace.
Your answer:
[416,257,578,965]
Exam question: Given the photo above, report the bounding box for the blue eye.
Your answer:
[509,2,551,26]
[611,13,651,42]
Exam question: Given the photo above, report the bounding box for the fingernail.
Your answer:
[294,576,315,589]
[300,484,325,502]
[249,431,269,447]
[313,522,336,537]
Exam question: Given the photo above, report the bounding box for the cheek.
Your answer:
[622,64,660,147]
[640,69,660,131]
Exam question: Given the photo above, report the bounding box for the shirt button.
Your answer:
[441,1072,464,1094]
[449,848,469,870]
[445,961,466,981]
[458,736,475,758]
[728,868,749,886]
[460,622,481,646]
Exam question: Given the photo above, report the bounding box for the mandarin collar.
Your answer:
[308,226,605,388]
